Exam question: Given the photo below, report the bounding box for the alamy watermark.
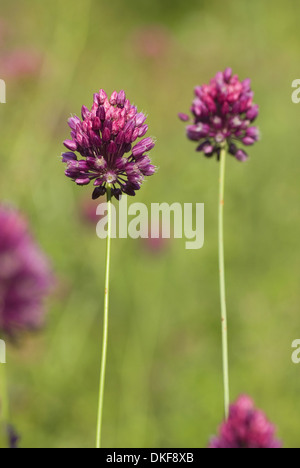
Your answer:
[0,79,6,104]
[291,339,300,364]
[291,80,300,103]
[0,340,6,364]
[95,196,205,250]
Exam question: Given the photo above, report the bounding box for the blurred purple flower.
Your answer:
[0,49,42,80]
[79,196,104,226]
[62,89,156,200]
[141,225,169,255]
[209,395,282,448]
[130,25,172,61]
[143,236,167,254]
[0,206,53,337]
[179,68,259,161]
[7,425,20,449]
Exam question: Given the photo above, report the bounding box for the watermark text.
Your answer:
[0,340,6,364]
[96,196,204,250]
[0,79,6,104]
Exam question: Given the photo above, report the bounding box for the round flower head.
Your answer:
[0,206,53,337]
[62,89,156,200]
[179,68,259,161]
[209,395,282,448]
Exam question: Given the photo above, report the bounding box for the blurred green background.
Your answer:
[1,0,300,448]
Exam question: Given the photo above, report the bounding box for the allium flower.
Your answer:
[62,89,156,200]
[0,206,53,336]
[209,395,282,449]
[179,68,259,161]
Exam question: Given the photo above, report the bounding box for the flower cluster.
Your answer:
[209,395,282,448]
[62,89,156,200]
[0,206,53,336]
[179,68,259,161]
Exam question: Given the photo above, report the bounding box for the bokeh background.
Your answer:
[0,0,300,448]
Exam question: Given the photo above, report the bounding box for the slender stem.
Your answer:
[96,187,112,449]
[218,145,230,420]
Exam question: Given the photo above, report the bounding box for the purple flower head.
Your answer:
[62,89,156,200]
[0,206,53,337]
[209,395,282,449]
[179,68,259,162]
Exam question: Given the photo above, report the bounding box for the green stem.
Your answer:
[218,146,230,420]
[96,187,112,449]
